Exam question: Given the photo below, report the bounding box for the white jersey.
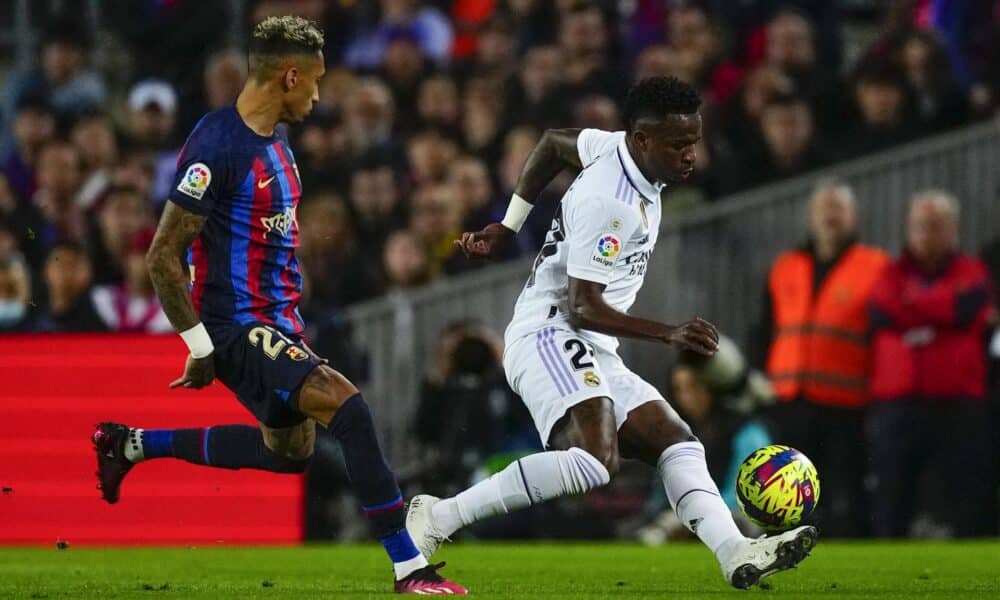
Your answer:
[505,129,666,353]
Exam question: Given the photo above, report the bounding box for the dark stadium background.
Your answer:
[1,0,999,546]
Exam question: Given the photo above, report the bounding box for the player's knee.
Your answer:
[269,451,311,473]
[296,365,359,423]
[577,442,620,478]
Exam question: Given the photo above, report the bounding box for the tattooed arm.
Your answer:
[146,201,214,388]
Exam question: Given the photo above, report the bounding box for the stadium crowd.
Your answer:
[2,1,999,540]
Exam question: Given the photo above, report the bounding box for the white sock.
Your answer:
[431,448,611,537]
[658,441,745,562]
[124,428,145,463]
[393,554,428,580]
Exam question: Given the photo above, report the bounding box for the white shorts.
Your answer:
[503,325,664,445]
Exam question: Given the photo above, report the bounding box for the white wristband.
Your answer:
[180,322,215,358]
[500,193,534,233]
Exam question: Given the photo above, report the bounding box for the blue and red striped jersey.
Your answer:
[168,107,304,338]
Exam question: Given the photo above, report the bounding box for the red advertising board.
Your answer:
[0,334,303,544]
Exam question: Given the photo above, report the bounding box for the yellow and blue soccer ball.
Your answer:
[736,445,820,530]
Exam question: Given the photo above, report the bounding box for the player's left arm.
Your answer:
[567,277,719,355]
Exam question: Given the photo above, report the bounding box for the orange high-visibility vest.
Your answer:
[766,243,890,408]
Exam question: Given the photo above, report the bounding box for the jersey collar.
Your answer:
[616,136,664,204]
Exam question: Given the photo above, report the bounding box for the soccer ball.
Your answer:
[735,445,820,530]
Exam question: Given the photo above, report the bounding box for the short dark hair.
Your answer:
[762,91,809,112]
[623,76,701,132]
[248,16,325,80]
[854,60,906,89]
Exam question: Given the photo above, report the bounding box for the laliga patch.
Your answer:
[176,162,211,200]
[590,233,621,268]
[285,345,310,362]
[583,370,601,387]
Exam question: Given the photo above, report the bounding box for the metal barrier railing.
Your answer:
[346,120,1000,460]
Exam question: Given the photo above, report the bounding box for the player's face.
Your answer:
[283,52,325,123]
[632,113,701,184]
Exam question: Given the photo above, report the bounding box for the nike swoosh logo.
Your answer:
[257,176,276,189]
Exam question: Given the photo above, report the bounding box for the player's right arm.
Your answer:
[456,128,622,259]
[563,193,719,356]
[147,202,215,388]
[568,277,720,355]
[150,123,230,389]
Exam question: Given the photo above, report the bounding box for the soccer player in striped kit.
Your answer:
[91,16,465,595]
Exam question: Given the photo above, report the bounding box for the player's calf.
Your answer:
[411,397,618,554]
[296,365,432,582]
[93,421,314,503]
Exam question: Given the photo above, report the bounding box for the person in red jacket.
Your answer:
[868,190,996,538]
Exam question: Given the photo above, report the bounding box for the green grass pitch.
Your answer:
[1,542,998,599]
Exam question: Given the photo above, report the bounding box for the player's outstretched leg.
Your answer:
[618,400,818,589]
[92,421,312,504]
[408,397,617,559]
[296,365,467,595]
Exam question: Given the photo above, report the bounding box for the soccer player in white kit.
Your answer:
[407,77,817,589]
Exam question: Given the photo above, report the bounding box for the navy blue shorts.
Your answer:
[212,322,323,428]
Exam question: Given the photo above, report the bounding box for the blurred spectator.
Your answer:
[203,49,247,111]
[297,193,381,310]
[0,254,33,332]
[504,45,561,128]
[462,77,505,160]
[406,129,460,187]
[344,0,454,69]
[725,93,828,193]
[32,141,86,251]
[380,33,432,130]
[410,320,540,497]
[342,79,399,160]
[417,76,461,133]
[717,65,793,159]
[35,242,104,332]
[409,183,464,275]
[638,336,773,544]
[70,113,119,212]
[573,95,622,131]
[383,229,432,290]
[763,8,842,132]
[452,16,517,84]
[89,186,154,286]
[836,61,921,159]
[296,109,349,191]
[758,180,890,537]
[895,30,969,132]
[447,155,498,230]
[1,96,57,203]
[91,229,170,333]
[1,16,106,145]
[349,159,405,255]
[868,190,996,538]
[126,79,182,207]
[664,4,743,104]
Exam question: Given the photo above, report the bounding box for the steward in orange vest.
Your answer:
[765,241,890,407]
[753,181,888,538]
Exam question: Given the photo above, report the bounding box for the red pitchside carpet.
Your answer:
[0,335,303,545]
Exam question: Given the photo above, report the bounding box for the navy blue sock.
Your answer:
[326,394,421,565]
[138,425,308,473]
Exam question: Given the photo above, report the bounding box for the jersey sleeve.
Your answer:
[564,194,640,285]
[576,129,625,168]
[167,125,233,215]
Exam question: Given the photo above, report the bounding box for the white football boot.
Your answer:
[405,494,449,559]
[721,525,819,589]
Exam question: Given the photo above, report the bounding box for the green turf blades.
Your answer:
[0,542,998,599]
